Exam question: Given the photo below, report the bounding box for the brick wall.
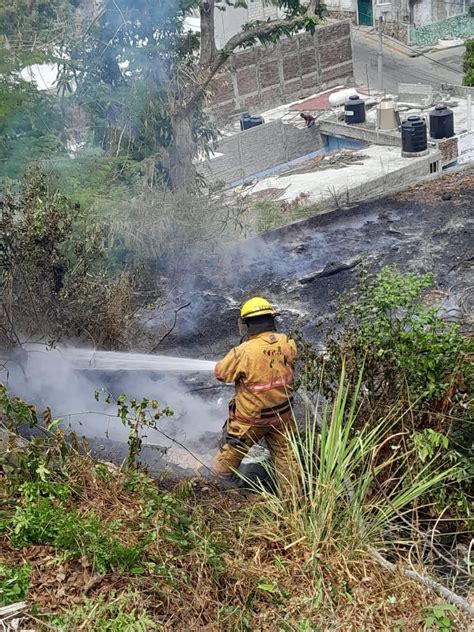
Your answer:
[432,137,459,165]
[209,21,354,123]
[200,120,327,184]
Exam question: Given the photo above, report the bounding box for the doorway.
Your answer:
[357,0,373,25]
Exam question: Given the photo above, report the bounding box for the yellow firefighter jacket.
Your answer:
[214,331,297,425]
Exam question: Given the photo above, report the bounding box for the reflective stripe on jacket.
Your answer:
[214,332,297,424]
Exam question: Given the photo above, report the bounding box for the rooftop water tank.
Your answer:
[240,112,252,131]
[376,98,400,130]
[344,94,366,125]
[328,88,358,107]
[250,115,265,128]
[401,115,428,157]
[429,105,454,139]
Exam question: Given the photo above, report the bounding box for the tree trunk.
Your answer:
[169,108,196,191]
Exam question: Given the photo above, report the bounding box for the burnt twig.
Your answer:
[149,302,191,353]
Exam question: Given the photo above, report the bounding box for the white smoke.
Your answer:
[1,347,229,469]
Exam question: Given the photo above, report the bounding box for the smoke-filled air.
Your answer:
[1,0,472,627]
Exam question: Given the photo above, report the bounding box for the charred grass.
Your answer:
[0,455,470,631]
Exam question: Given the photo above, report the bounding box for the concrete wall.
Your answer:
[200,120,326,184]
[412,0,470,28]
[209,21,354,123]
[344,151,442,203]
[457,131,474,165]
[325,0,471,44]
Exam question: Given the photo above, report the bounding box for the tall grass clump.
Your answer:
[248,364,456,560]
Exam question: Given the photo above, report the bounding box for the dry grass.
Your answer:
[1,457,471,631]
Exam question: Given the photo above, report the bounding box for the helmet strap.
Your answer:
[238,317,249,340]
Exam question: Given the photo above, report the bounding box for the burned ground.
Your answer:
[151,169,473,360]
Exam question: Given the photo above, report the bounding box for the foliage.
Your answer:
[463,39,474,87]
[4,483,144,572]
[423,603,456,631]
[248,363,455,552]
[0,381,470,628]
[298,266,469,407]
[296,267,472,527]
[0,0,76,179]
[59,0,219,186]
[0,562,31,606]
[103,185,248,275]
[0,169,136,348]
[50,591,160,631]
[100,392,174,467]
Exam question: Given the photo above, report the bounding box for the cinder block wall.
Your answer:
[200,120,326,184]
[209,20,354,123]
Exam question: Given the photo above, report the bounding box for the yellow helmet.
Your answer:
[240,296,275,319]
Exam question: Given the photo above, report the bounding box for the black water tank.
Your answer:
[401,115,428,156]
[240,112,252,131]
[429,105,454,139]
[344,94,366,124]
[250,115,265,128]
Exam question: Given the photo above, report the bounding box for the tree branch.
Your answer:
[199,0,217,67]
[186,3,318,112]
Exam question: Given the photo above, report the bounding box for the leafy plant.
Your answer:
[248,363,454,553]
[5,482,144,573]
[423,603,456,631]
[296,267,472,528]
[463,39,474,86]
[96,392,174,467]
[49,590,160,631]
[0,562,31,606]
[0,169,136,348]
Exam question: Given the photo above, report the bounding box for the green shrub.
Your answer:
[6,482,144,573]
[249,363,454,553]
[297,267,472,526]
[0,168,135,348]
[0,562,31,606]
[463,39,474,86]
[299,266,468,407]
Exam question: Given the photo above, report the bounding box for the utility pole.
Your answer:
[377,15,384,94]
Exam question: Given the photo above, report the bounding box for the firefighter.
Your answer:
[212,297,297,491]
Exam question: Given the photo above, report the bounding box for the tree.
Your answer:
[463,39,474,87]
[0,0,76,180]
[66,0,322,190]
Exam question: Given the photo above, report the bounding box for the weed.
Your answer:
[49,590,159,631]
[296,267,473,527]
[424,603,456,630]
[247,363,454,554]
[5,483,144,573]
[0,562,31,606]
[254,199,283,232]
[95,392,174,467]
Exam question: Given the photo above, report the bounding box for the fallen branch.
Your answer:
[368,546,474,617]
[0,601,27,621]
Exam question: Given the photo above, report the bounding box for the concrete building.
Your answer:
[325,0,473,44]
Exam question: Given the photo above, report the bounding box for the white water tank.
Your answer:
[328,88,358,107]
